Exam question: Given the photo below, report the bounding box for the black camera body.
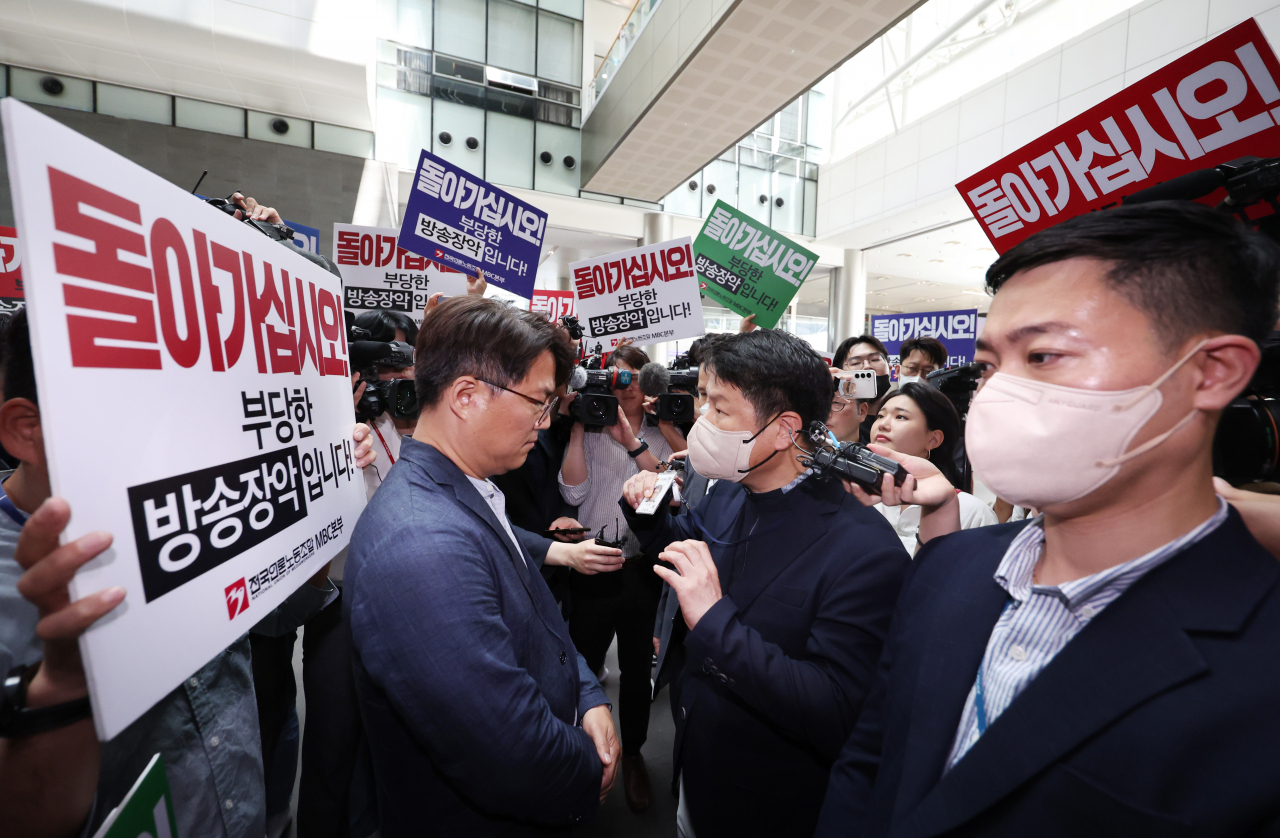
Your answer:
[568,366,632,427]
[926,362,984,418]
[799,421,907,494]
[348,324,419,423]
[560,314,584,341]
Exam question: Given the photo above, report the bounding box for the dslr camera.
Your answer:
[637,361,698,425]
[567,365,633,427]
[347,314,419,424]
[798,421,907,493]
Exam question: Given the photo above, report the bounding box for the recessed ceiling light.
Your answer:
[929,259,944,264]
[978,247,995,252]
[897,253,912,258]
[945,240,961,246]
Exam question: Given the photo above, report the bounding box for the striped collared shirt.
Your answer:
[945,497,1229,770]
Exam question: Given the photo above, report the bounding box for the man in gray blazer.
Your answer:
[345,297,621,836]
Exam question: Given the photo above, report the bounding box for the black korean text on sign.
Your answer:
[129,447,308,603]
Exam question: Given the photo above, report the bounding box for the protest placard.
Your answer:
[958,18,1280,253]
[2,98,366,740]
[531,289,576,323]
[90,754,178,838]
[398,149,547,300]
[0,225,23,314]
[335,223,470,325]
[870,309,979,379]
[692,200,817,329]
[571,238,704,349]
[286,219,320,256]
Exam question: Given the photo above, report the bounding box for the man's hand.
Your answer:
[548,516,586,543]
[424,291,445,316]
[607,408,638,450]
[653,636,660,656]
[563,541,624,575]
[582,705,620,803]
[653,540,722,631]
[352,423,376,469]
[739,313,758,333]
[467,269,487,296]
[352,373,367,411]
[1215,477,1280,560]
[15,498,123,706]
[230,192,282,224]
[622,471,661,510]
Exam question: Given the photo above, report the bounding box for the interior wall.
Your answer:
[0,105,368,259]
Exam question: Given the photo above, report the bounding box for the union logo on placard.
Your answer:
[225,578,250,620]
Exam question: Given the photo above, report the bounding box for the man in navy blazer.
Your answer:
[345,297,621,836]
[622,329,910,837]
[817,202,1280,836]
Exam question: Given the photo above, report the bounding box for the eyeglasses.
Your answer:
[479,379,560,424]
[845,352,885,370]
[900,362,937,376]
[830,396,854,412]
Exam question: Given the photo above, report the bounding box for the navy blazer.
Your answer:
[345,438,609,837]
[624,474,909,838]
[817,509,1280,838]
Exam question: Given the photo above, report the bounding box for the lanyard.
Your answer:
[974,600,1015,738]
[372,424,396,465]
[0,483,28,527]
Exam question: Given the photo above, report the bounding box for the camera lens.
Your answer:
[587,397,608,423]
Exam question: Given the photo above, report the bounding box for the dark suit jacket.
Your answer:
[652,462,715,699]
[816,509,1280,838]
[345,438,609,837]
[624,474,909,838]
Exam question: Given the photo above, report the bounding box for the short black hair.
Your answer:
[706,329,832,432]
[0,308,36,405]
[987,201,1280,347]
[833,335,888,369]
[415,297,573,409]
[354,309,419,348]
[687,332,728,367]
[607,344,650,371]
[900,336,947,368]
[887,382,961,485]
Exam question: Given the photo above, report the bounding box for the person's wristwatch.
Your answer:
[627,440,650,459]
[0,663,93,738]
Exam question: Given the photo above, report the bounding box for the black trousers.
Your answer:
[568,559,662,756]
[298,589,376,838]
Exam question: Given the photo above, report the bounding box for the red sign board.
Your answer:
[0,225,23,301]
[958,19,1280,253]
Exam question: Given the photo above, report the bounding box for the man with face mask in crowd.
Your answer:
[817,201,1280,836]
[621,329,909,838]
[895,336,948,386]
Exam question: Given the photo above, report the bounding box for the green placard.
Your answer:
[692,200,818,329]
[92,753,179,838]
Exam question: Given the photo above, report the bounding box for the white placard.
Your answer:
[1,99,366,740]
[334,223,469,326]
[570,237,705,349]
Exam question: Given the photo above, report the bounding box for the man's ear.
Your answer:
[1193,335,1261,411]
[0,398,42,465]
[447,377,481,420]
[857,401,869,422]
[772,411,804,450]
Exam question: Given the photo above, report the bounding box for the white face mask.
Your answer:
[699,402,709,416]
[898,374,922,387]
[686,413,780,482]
[965,340,1207,510]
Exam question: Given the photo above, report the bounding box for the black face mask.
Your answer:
[875,374,892,399]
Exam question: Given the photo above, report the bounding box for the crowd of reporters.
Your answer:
[7,197,1280,838]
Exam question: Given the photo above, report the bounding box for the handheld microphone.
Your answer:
[568,365,588,392]
[638,362,671,398]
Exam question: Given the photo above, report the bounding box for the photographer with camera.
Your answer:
[558,343,672,812]
[818,201,1280,836]
[834,336,895,443]
[351,310,418,491]
[621,329,909,837]
[864,382,995,554]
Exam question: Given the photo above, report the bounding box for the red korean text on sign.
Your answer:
[50,167,349,376]
[335,228,461,274]
[958,19,1280,253]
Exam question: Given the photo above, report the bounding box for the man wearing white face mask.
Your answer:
[817,201,1280,837]
[621,329,909,838]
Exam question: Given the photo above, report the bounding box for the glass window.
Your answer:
[434,0,485,63]
[395,0,432,50]
[778,98,801,143]
[537,11,582,86]
[539,0,583,19]
[488,0,537,76]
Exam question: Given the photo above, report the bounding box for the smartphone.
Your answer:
[838,369,878,400]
